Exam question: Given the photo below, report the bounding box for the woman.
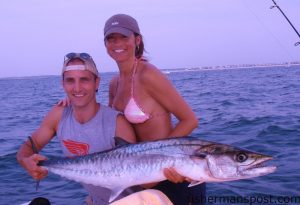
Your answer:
[103,14,205,205]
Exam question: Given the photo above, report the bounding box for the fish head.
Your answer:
[198,143,277,182]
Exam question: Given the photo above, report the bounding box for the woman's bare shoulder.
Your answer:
[139,61,166,84]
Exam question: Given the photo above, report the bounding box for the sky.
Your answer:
[0,0,299,78]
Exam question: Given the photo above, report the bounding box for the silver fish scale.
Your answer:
[43,137,217,171]
[43,138,206,180]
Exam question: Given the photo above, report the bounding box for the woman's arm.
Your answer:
[141,64,198,184]
[108,76,119,107]
[142,65,199,137]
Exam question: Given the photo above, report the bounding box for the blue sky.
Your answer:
[0,0,299,78]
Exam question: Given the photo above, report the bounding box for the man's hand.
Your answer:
[21,154,48,180]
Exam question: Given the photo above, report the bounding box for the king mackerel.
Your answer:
[39,137,277,202]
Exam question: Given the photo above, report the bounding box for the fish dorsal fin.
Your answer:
[114,136,131,147]
[109,187,126,203]
[188,180,204,187]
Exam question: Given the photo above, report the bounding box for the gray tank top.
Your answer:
[57,104,123,205]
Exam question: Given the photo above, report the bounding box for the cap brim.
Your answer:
[62,57,99,76]
[104,27,134,38]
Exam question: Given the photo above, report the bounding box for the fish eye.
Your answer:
[236,152,248,162]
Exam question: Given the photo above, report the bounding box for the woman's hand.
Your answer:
[163,167,191,183]
[57,97,70,107]
[140,167,190,189]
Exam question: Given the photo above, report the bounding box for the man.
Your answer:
[17,52,137,205]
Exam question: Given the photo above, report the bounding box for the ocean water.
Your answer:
[0,66,299,205]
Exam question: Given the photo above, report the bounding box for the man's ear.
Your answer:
[96,76,100,92]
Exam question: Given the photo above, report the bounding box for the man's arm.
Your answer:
[16,105,63,180]
[115,114,136,144]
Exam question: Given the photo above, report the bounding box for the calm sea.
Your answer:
[0,66,299,205]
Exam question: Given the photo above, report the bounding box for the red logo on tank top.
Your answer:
[62,139,89,156]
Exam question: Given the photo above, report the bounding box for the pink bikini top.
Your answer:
[123,60,150,124]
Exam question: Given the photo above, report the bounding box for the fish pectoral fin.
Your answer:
[109,187,125,203]
[188,180,204,187]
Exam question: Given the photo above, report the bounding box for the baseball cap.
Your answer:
[104,14,140,38]
[62,53,99,77]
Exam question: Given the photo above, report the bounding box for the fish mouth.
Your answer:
[241,157,277,176]
[246,160,268,170]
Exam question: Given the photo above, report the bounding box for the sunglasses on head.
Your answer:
[64,52,92,61]
[64,52,97,69]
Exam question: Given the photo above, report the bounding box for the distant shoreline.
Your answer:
[161,62,300,73]
[1,62,299,79]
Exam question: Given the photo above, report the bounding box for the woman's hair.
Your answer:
[135,33,145,60]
